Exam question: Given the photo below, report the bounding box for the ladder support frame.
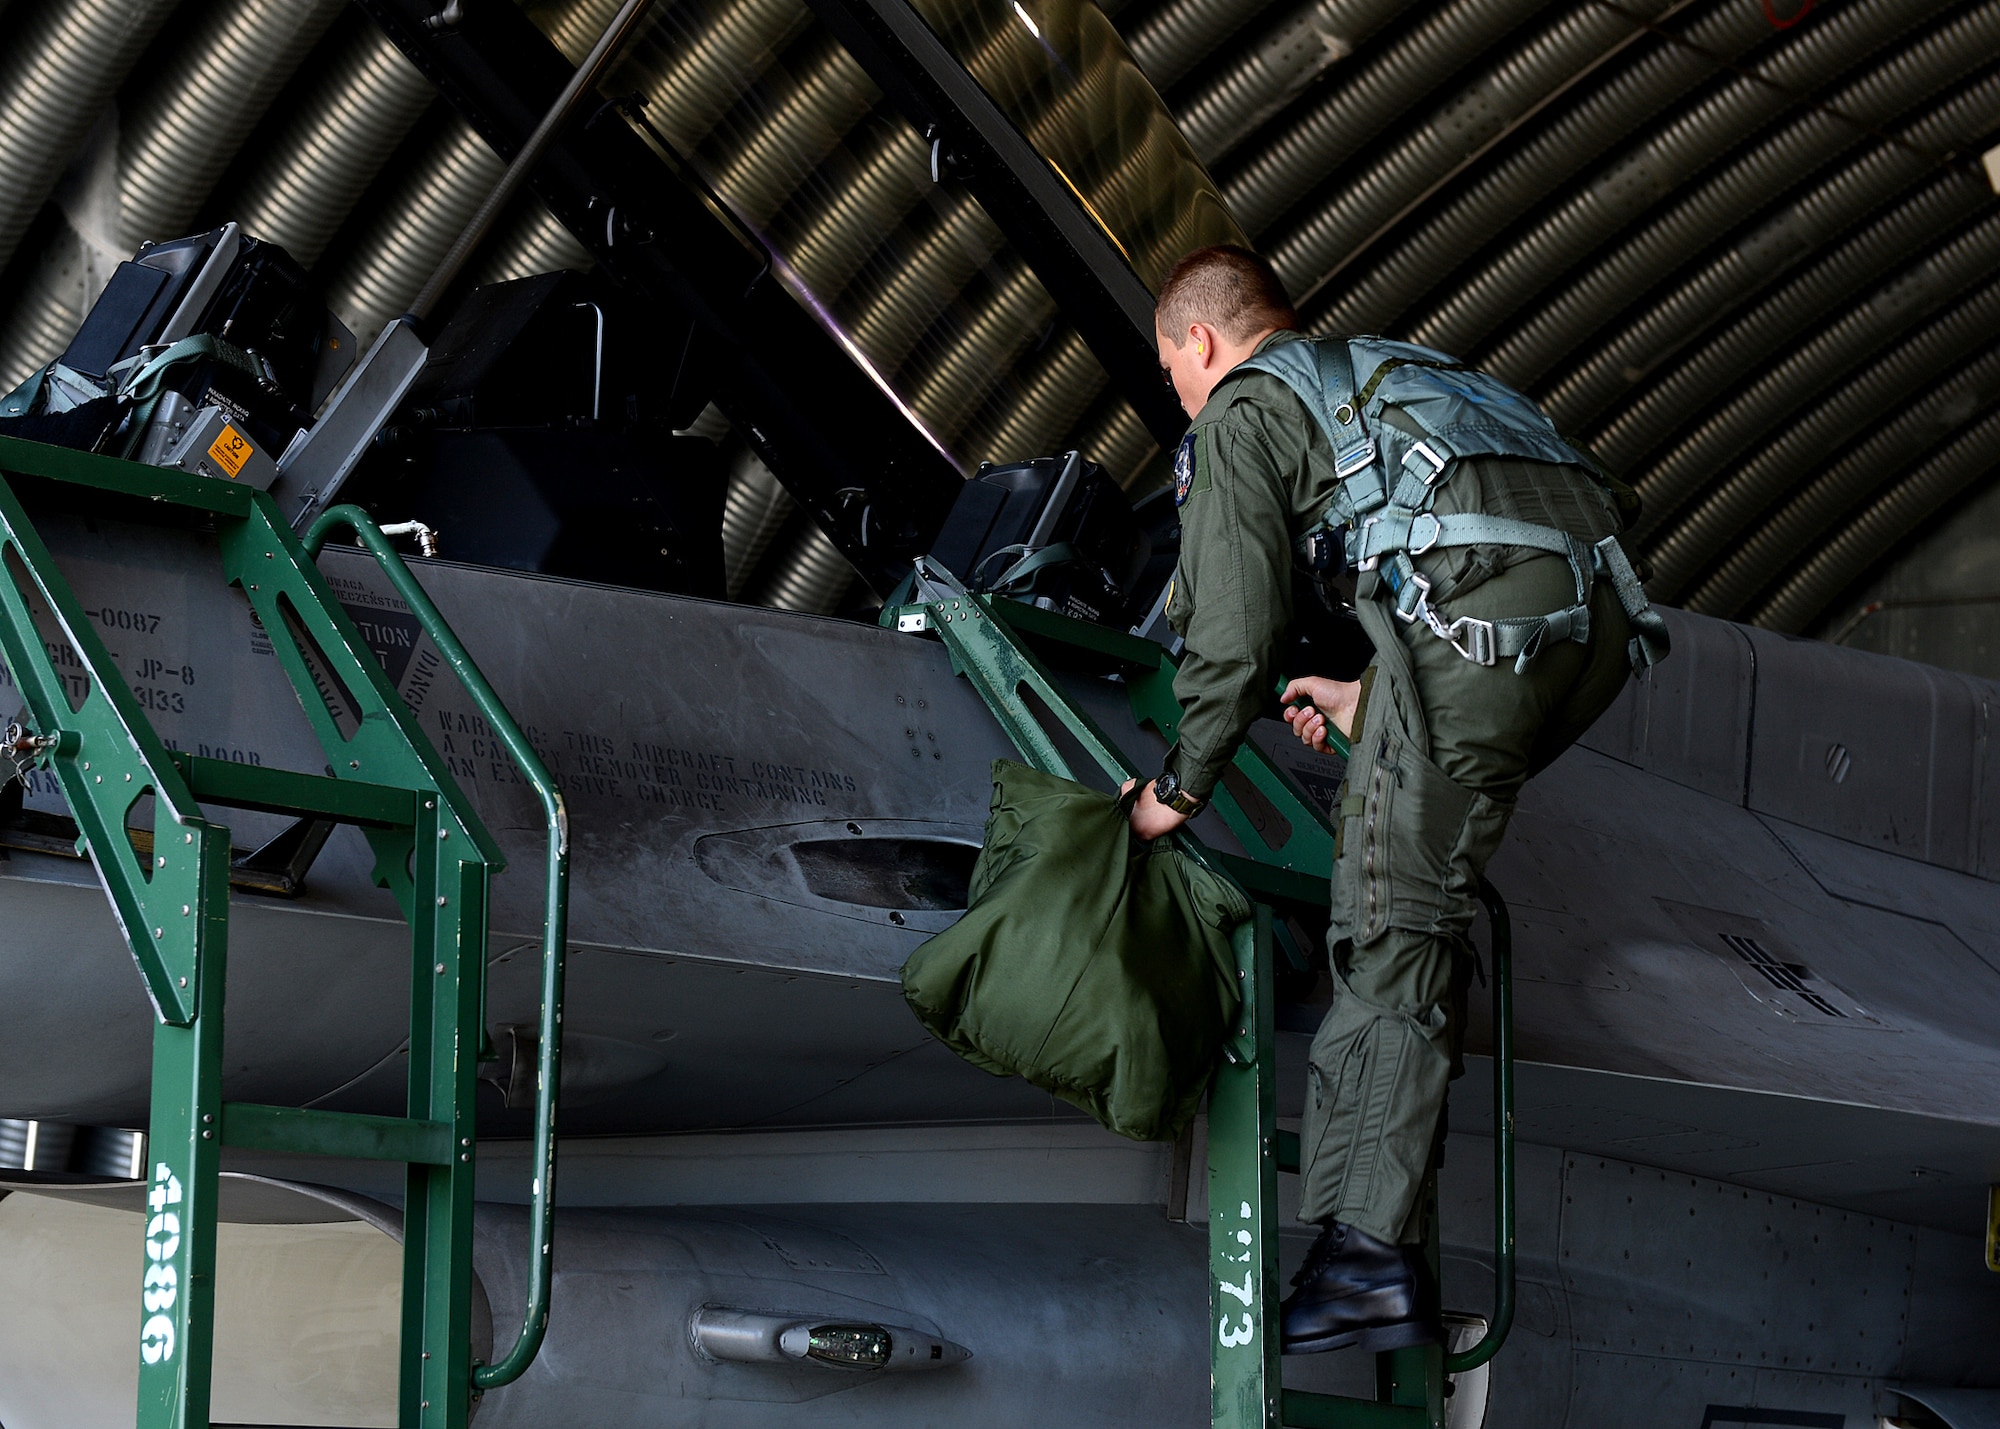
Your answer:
[136,841,230,1428]
[402,799,488,1429]
[1208,907,1283,1428]
[0,433,567,1429]
[0,471,226,1026]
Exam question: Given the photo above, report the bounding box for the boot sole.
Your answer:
[1281,1318,1438,1357]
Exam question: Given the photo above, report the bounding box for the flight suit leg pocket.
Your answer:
[1352,733,1480,943]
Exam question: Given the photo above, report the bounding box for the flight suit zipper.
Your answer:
[1362,734,1393,936]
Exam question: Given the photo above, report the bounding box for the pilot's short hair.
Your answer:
[1156,245,1299,346]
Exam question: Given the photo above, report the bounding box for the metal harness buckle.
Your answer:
[1396,573,1497,666]
[1355,516,1381,572]
[1335,439,1378,478]
[1391,569,1430,623]
[1403,440,1449,484]
[1437,612,1497,666]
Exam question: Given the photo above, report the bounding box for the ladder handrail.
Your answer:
[890,557,1521,1422]
[905,557,1141,787]
[0,434,564,1421]
[902,557,1337,891]
[0,470,239,1426]
[301,505,569,1391]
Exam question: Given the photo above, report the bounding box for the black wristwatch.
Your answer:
[1154,769,1205,817]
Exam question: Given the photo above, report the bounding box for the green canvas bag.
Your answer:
[901,760,1252,1142]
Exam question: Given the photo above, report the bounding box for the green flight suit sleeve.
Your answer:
[1166,410,1296,804]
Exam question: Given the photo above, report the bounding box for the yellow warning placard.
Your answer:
[207,424,253,479]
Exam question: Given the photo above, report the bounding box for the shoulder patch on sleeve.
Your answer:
[1173,430,1214,506]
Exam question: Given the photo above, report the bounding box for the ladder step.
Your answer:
[1281,1391,1428,1428]
[169,752,417,827]
[221,1103,453,1164]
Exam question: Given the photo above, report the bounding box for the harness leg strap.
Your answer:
[1402,538,1596,673]
[1592,536,1671,672]
[1494,534,1594,674]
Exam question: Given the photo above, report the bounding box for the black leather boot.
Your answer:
[1279,1220,1439,1355]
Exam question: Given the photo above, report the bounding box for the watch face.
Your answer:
[1155,773,1197,814]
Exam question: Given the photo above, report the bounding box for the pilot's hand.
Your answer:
[1281,675,1361,753]
[1120,777,1190,841]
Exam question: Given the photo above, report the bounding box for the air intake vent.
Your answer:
[1718,933,1848,1020]
[1656,900,1886,1028]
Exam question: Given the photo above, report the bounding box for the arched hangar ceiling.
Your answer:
[1127,0,2000,635]
[0,0,1993,637]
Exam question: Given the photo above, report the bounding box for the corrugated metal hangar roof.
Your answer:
[0,0,1993,635]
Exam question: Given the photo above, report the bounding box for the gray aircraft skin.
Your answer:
[2,510,1998,1428]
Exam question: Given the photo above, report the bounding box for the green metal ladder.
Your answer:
[889,557,1515,1429]
[0,432,569,1429]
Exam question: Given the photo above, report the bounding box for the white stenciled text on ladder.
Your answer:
[140,1162,183,1365]
[1217,1200,1256,1348]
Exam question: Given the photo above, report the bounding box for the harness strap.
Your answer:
[1495,532,1595,674]
[1385,531,1680,677]
[971,541,1081,597]
[1335,441,1387,514]
[1387,436,1454,512]
[1383,529,1603,674]
[104,335,273,460]
[1353,510,1577,567]
[1593,533,1671,671]
[110,334,266,399]
[1238,335,1672,678]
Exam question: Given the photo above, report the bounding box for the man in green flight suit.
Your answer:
[1125,245,1665,1354]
